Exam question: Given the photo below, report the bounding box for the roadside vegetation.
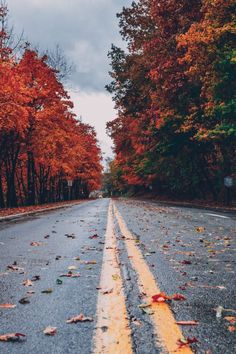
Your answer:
[0,2,102,208]
[105,0,236,203]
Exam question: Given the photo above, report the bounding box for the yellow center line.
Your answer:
[113,202,193,354]
[93,201,133,354]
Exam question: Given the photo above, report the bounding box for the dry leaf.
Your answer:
[224,316,236,324]
[0,333,26,341]
[41,288,53,294]
[68,266,77,270]
[228,326,235,332]
[172,293,186,301]
[66,314,93,323]
[152,292,171,303]
[195,227,205,233]
[60,272,80,278]
[176,321,199,326]
[22,279,33,287]
[43,327,57,336]
[30,242,42,246]
[0,304,16,309]
[177,337,199,348]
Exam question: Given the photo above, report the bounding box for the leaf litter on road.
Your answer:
[0,333,26,342]
[43,327,57,336]
[0,304,16,308]
[66,314,93,323]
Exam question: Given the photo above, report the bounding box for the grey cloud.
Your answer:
[7,0,131,92]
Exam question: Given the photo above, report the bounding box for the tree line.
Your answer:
[106,0,236,201]
[0,2,102,208]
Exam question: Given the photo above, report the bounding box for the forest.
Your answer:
[106,0,236,202]
[0,3,102,208]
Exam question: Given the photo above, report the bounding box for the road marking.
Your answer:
[206,213,229,219]
[93,201,132,354]
[113,203,193,354]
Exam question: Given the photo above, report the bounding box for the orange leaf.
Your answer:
[0,304,16,309]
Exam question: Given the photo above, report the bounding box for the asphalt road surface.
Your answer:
[0,198,235,354]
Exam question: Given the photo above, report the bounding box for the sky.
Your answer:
[7,0,131,159]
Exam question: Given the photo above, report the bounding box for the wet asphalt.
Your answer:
[0,198,235,354]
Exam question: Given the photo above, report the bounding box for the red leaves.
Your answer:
[60,271,80,278]
[172,293,186,301]
[152,292,171,303]
[152,292,186,303]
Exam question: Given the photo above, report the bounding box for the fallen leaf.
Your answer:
[112,274,119,281]
[56,279,63,285]
[141,307,154,315]
[172,293,186,301]
[0,304,16,309]
[43,327,57,336]
[7,264,24,272]
[41,288,53,294]
[31,275,41,281]
[177,337,199,348]
[30,242,42,246]
[22,279,33,287]
[66,314,93,323]
[89,234,99,239]
[85,261,97,265]
[180,260,192,265]
[195,227,205,233]
[228,326,235,332]
[102,288,113,295]
[224,316,236,324]
[0,333,26,341]
[60,272,80,278]
[68,266,77,270]
[152,292,171,303]
[19,297,30,305]
[176,321,199,326]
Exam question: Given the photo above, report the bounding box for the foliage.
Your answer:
[106,0,236,201]
[0,3,102,208]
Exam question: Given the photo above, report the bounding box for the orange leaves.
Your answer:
[0,304,16,309]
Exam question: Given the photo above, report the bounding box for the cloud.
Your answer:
[7,0,131,92]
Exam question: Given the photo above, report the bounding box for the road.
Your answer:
[0,198,235,353]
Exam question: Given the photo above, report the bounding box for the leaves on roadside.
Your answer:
[43,327,57,336]
[30,242,42,247]
[152,292,171,303]
[60,271,80,278]
[31,275,41,281]
[7,264,24,272]
[19,297,30,304]
[66,314,93,323]
[112,274,119,281]
[56,279,63,285]
[228,326,235,332]
[102,288,113,295]
[0,304,16,309]
[89,234,99,239]
[172,293,186,301]
[65,233,76,239]
[195,227,205,233]
[176,321,199,326]
[22,279,33,287]
[41,288,53,294]
[224,316,236,324]
[68,266,77,270]
[177,337,199,348]
[0,333,26,342]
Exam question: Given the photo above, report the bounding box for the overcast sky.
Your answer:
[7,0,131,158]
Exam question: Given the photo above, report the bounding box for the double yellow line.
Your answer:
[94,201,193,354]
